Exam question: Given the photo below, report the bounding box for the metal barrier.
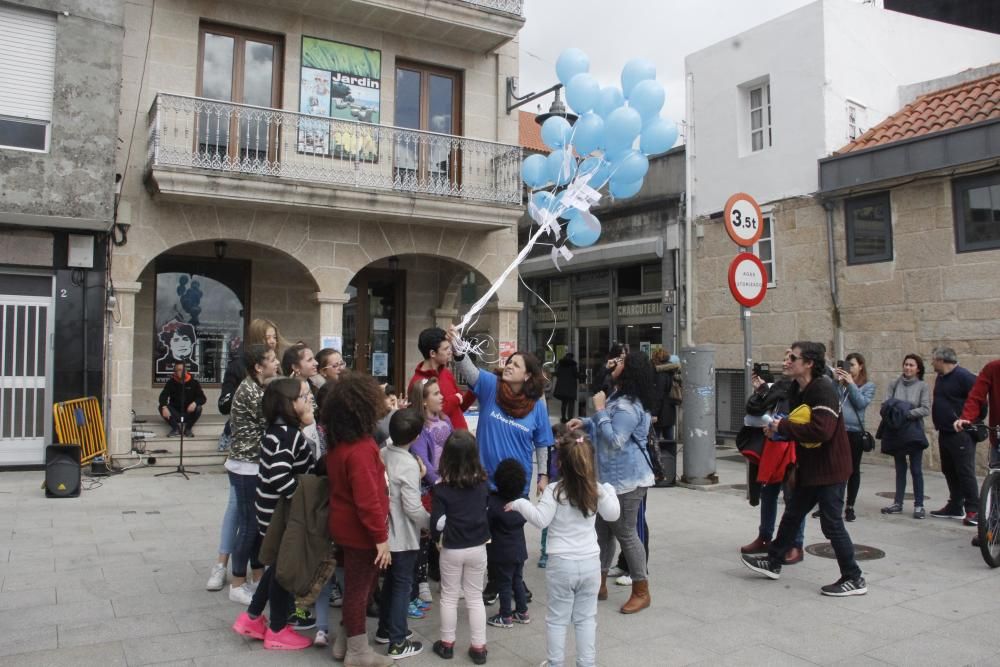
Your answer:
[53,397,108,465]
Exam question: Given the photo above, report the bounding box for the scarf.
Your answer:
[494,371,537,419]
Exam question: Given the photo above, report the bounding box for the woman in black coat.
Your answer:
[552,353,579,422]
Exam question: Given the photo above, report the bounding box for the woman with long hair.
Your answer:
[225,344,280,605]
[836,352,876,522]
[881,353,931,519]
[208,319,284,592]
[568,350,656,614]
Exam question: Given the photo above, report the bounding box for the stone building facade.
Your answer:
[108,0,525,456]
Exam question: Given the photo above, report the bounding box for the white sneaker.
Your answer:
[418,582,433,603]
[329,583,343,608]
[314,630,329,647]
[228,583,254,605]
[246,579,259,594]
[607,566,626,578]
[206,563,227,591]
[615,574,632,586]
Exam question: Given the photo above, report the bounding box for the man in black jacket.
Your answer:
[158,361,207,436]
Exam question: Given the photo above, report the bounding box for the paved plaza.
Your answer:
[0,453,996,667]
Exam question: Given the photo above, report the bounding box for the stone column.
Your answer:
[109,281,141,458]
[433,308,458,329]
[315,292,350,349]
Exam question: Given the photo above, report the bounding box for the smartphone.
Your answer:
[836,360,845,370]
[752,362,769,375]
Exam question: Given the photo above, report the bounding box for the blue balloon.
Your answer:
[610,177,644,199]
[621,58,656,98]
[556,48,589,86]
[522,153,549,188]
[541,116,571,150]
[578,156,612,188]
[572,112,605,156]
[628,79,665,121]
[546,149,577,186]
[594,86,624,119]
[611,151,649,184]
[531,190,555,213]
[605,106,642,150]
[566,73,600,114]
[640,117,678,155]
[567,215,602,247]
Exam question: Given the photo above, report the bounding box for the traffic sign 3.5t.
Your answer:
[724,192,764,247]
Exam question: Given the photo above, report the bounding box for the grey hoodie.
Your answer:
[380,443,430,552]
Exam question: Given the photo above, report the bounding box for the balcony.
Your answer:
[233,0,524,53]
[146,94,523,230]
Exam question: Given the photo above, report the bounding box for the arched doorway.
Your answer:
[342,254,496,390]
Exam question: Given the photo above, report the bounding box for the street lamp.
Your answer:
[505,76,578,126]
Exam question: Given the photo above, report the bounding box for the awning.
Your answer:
[518,236,664,278]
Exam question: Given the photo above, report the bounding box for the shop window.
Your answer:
[845,192,892,264]
[0,5,56,152]
[549,279,569,303]
[197,23,283,161]
[753,213,776,287]
[953,171,1000,253]
[153,257,250,385]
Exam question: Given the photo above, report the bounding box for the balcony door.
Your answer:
[394,62,462,193]
[197,23,283,166]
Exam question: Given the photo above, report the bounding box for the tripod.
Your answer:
[156,370,200,479]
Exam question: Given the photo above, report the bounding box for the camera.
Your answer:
[836,360,845,370]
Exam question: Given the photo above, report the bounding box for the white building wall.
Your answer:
[686,0,1000,218]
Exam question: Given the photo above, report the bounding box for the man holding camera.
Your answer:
[158,361,206,437]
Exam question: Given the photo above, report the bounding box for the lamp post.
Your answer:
[505,76,578,126]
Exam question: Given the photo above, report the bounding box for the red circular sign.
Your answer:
[723,192,764,247]
[728,252,767,308]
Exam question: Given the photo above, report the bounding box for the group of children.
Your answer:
[229,368,621,667]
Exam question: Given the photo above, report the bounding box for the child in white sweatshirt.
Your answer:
[507,430,620,667]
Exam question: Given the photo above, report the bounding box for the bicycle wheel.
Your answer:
[978,469,1000,568]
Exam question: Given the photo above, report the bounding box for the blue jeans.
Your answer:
[378,550,418,645]
[315,567,345,634]
[545,555,600,667]
[893,451,924,506]
[759,483,806,547]
[494,560,528,618]
[227,471,262,577]
[218,484,238,556]
[769,482,861,580]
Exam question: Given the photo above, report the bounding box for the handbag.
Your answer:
[861,431,875,452]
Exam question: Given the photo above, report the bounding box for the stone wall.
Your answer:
[693,174,1000,470]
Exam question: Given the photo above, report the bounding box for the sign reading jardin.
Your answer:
[298,36,381,160]
[727,252,767,308]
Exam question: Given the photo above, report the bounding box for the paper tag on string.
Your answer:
[550,244,573,271]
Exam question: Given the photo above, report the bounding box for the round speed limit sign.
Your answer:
[724,192,764,247]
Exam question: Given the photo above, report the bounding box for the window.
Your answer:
[953,171,1000,253]
[846,192,893,264]
[197,23,283,162]
[0,5,56,152]
[616,263,661,297]
[753,213,776,286]
[749,83,772,152]
[846,101,866,141]
[394,61,462,188]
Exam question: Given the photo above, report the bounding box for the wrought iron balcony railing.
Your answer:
[147,93,523,207]
[457,0,524,15]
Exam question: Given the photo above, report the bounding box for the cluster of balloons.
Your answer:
[522,49,678,250]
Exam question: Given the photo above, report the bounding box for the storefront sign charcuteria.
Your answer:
[616,301,662,318]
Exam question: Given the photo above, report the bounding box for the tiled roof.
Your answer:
[837,70,1000,154]
[519,111,550,153]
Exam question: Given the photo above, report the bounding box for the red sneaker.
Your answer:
[232,612,267,640]
[963,512,978,527]
[264,625,312,650]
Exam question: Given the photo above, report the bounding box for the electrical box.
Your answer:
[67,235,94,269]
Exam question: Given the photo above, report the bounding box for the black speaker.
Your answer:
[45,444,81,498]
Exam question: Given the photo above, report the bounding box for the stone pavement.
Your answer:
[0,452,997,667]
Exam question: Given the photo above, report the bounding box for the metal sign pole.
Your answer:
[742,305,752,403]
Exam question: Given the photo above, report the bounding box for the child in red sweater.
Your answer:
[322,374,392,667]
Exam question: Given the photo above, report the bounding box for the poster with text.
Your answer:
[299,36,381,161]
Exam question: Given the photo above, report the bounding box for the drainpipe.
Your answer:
[683,72,695,348]
[823,199,843,360]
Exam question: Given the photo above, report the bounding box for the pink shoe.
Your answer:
[232,612,267,640]
[264,625,312,650]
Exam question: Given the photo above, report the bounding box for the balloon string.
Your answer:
[518,273,557,370]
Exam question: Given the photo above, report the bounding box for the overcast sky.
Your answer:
[517,0,852,132]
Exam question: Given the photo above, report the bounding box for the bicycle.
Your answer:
[967,424,1000,568]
